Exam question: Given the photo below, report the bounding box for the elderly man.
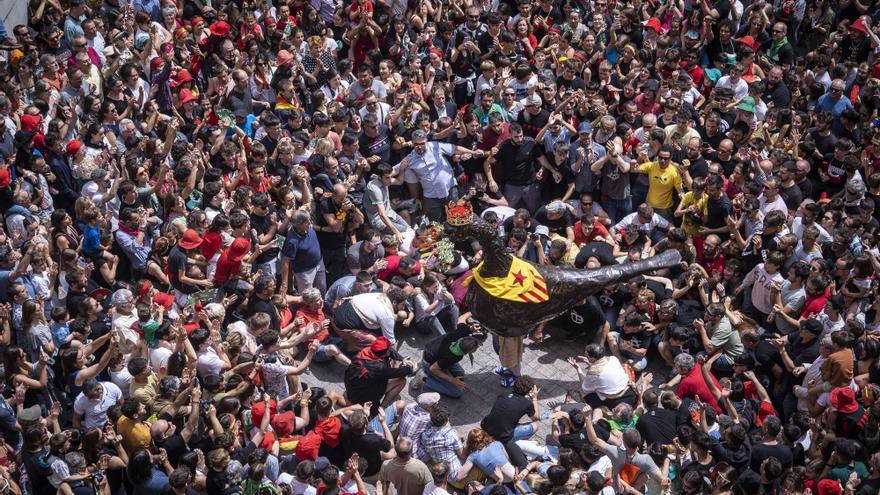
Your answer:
[403,129,486,222]
[670,353,723,413]
[378,437,432,495]
[398,392,442,461]
[280,210,326,295]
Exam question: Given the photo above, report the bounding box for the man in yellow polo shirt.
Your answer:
[638,145,683,220]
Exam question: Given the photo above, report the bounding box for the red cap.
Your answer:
[276,49,294,66]
[737,35,759,50]
[178,88,198,106]
[271,411,297,437]
[817,479,843,495]
[20,114,41,133]
[644,17,664,33]
[172,69,194,87]
[209,21,231,37]
[370,336,391,353]
[228,237,251,262]
[829,387,859,414]
[178,229,203,250]
[851,18,869,34]
[65,139,83,157]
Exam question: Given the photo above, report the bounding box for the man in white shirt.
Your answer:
[332,289,410,349]
[759,177,789,217]
[403,130,487,222]
[567,344,634,409]
[73,378,123,430]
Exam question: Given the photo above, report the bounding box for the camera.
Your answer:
[89,470,105,484]
[530,233,540,242]
[256,353,278,364]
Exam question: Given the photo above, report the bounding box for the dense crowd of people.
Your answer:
[2,0,880,494]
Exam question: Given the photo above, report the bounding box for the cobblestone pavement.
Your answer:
[300,325,590,441]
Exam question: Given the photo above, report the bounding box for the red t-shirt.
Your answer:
[801,289,829,319]
[377,255,421,281]
[676,364,723,413]
[573,220,610,246]
[296,306,329,343]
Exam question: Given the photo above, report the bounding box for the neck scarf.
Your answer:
[449,339,473,366]
[769,36,788,59]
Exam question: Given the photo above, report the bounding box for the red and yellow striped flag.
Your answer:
[465,257,549,303]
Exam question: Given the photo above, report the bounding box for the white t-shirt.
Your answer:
[109,367,132,398]
[276,474,317,495]
[150,346,174,372]
[197,347,225,379]
[73,381,123,430]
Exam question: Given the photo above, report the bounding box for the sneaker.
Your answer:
[494,366,510,376]
[500,375,516,387]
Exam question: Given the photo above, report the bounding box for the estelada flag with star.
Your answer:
[465,257,549,303]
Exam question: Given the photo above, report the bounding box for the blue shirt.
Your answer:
[404,142,457,199]
[816,93,854,133]
[281,227,323,272]
[82,223,101,256]
[51,321,70,348]
[469,441,509,476]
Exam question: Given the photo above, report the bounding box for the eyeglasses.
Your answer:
[831,87,843,93]
[74,43,86,48]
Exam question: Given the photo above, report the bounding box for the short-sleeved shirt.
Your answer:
[167,245,199,294]
[497,138,543,186]
[601,442,661,485]
[282,227,323,272]
[73,381,123,430]
[480,393,535,442]
[402,142,457,199]
[423,324,470,370]
[708,316,744,361]
[638,162,682,209]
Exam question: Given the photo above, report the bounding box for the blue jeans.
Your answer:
[512,422,535,441]
[602,197,632,225]
[422,361,466,398]
[313,337,345,363]
[368,403,400,433]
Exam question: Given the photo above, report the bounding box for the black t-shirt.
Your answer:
[341,429,392,477]
[761,39,794,67]
[497,138,543,186]
[678,154,708,179]
[424,324,471,369]
[553,296,606,339]
[575,242,616,268]
[749,442,793,472]
[316,196,348,250]
[533,207,574,237]
[558,429,590,451]
[481,393,535,442]
[246,297,281,332]
[780,183,803,211]
[250,209,281,264]
[636,408,679,446]
[840,36,872,65]
[517,109,550,138]
[168,245,199,294]
[206,469,229,495]
[809,129,837,156]
[705,195,734,231]
[618,328,651,352]
[156,433,189,468]
[359,126,393,163]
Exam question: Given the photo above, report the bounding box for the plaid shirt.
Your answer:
[398,403,432,460]
[421,425,462,474]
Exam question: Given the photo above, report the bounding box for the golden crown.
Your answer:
[445,200,474,226]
